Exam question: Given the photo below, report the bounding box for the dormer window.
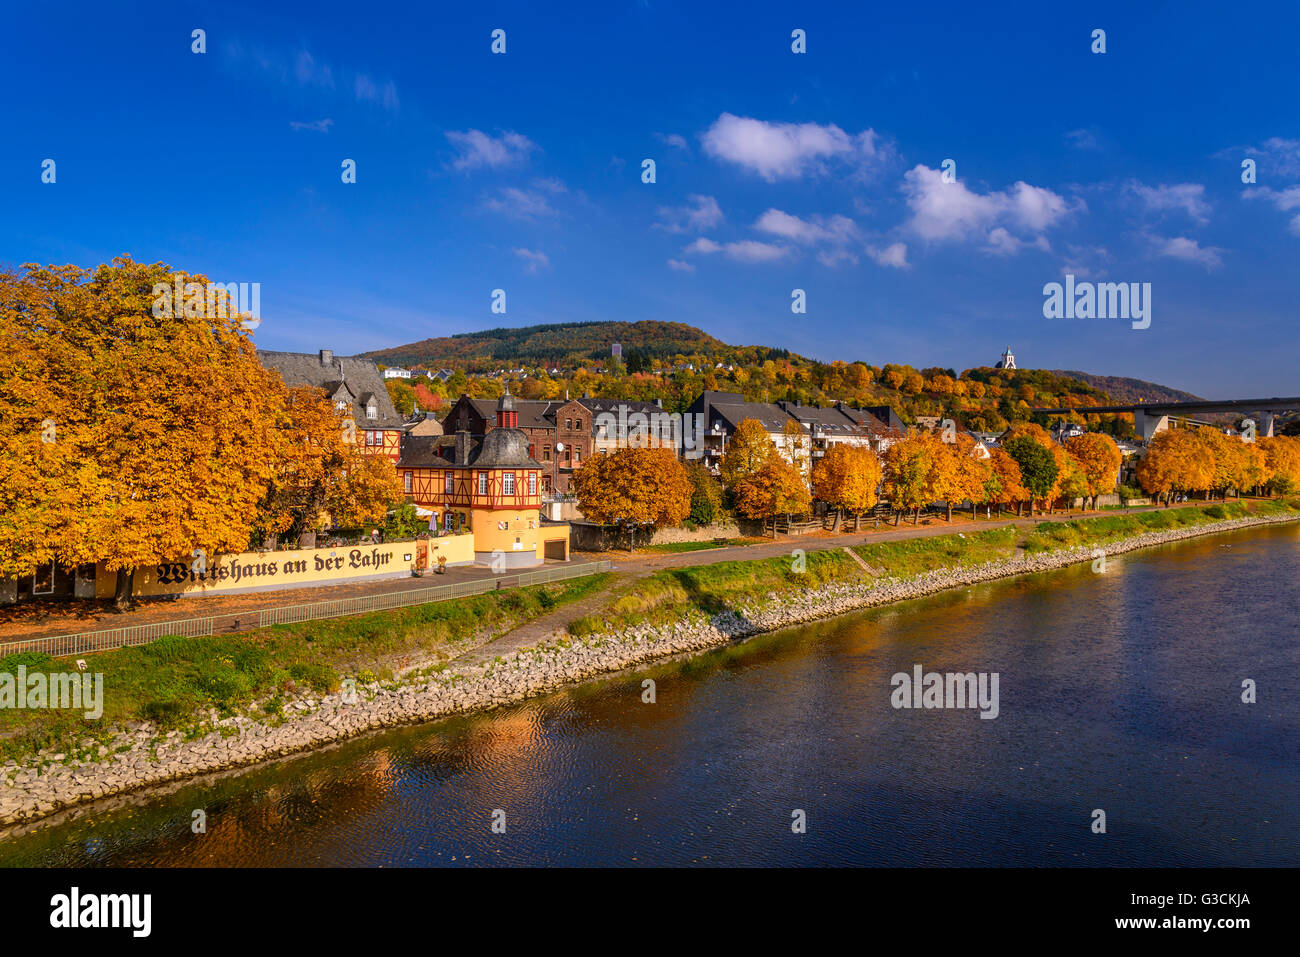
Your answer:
[366,402,377,420]
[336,400,348,412]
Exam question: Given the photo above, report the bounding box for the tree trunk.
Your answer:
[113,567,136,611]
[945,504,953,522]
[854,512,861,531]
[832,510,840,531]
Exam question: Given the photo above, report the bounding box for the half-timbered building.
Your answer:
[399,393,570,567]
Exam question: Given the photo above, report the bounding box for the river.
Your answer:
[2,523,1297,866]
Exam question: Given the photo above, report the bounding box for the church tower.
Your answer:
[997,346,1016,370]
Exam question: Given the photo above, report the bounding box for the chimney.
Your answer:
[455,430,472,466]
[319,349,333,365]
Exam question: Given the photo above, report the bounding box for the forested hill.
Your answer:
[367,320,1196,438]
[364,320,764,370]
[1051,371,1203,405]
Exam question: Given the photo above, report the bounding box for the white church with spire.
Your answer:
[995,346,1016,370]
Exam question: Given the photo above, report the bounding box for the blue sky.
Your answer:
[3,0,1299,396]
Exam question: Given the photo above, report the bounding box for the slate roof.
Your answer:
[260,349,404,430]
[710,401,803,434]
[397,430,541,470]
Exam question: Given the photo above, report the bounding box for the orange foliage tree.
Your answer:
[570,447,692,545]
[253,384,402,542]
[811,444,882,529]
[1136,430,1215,504]
[1065,432,1122,509]
[1,258,287,605]
[732,456,812,530]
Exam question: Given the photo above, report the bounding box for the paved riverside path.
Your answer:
[0,500,1227,645]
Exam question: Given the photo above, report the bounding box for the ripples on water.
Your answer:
[3,524,1297,867]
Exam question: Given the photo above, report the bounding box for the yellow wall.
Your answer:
[95,534,475,598]
[470,507,545,556]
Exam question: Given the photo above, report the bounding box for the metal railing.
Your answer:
[2,560,612,659]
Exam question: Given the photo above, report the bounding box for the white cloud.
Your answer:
[723,240,789,263]
[1127,181,1211,224]
[1146,234,1224,269]
[656,133,689,151]
[483,181,566,219]
[701,113,887,182]
[1236,137,1300,178]
[513,248,550,273]
[666,259,695,272]
[901,164,1071,251]
[684,237,722,254]
[866,242,908,268]
[446,129,537,171]
[294,50,334,88]
[655,195,723,233]
[353,73,398,111]
[289,118,334,133]
[684,237,788,263]
[1245,185,1300,234]
[753,209,857,244]
[753,209,860,266]
[1062,244,1110,279]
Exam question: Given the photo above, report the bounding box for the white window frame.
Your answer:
[503,471,516,495]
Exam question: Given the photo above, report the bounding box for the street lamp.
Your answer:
[554,442,564,512]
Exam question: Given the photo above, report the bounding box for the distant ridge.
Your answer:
[363,321,745,371]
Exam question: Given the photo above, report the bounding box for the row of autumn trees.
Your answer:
[568,418,1127,534]
[0,258,403,604]
[1135,428,1300,502]
[570,412,1300,540]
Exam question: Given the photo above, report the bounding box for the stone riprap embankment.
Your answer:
[1,511,1295,830]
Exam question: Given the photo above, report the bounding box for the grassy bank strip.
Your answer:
[641,537,768,554]
[1019,499,1289,553]
[0,573,611,765]
[568,499,1300,637]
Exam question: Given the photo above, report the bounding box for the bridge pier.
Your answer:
[1134,410,1170,442]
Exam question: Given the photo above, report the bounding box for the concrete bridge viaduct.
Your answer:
[1034,397,1300,442]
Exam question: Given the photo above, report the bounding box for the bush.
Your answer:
[288,662,338,694]
[140,699,186,726]
[0,651,55,673]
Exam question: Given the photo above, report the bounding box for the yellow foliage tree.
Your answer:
[719,418,776,487]
[883,432,943,524]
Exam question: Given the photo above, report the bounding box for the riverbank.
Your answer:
[2,500,1298,831]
